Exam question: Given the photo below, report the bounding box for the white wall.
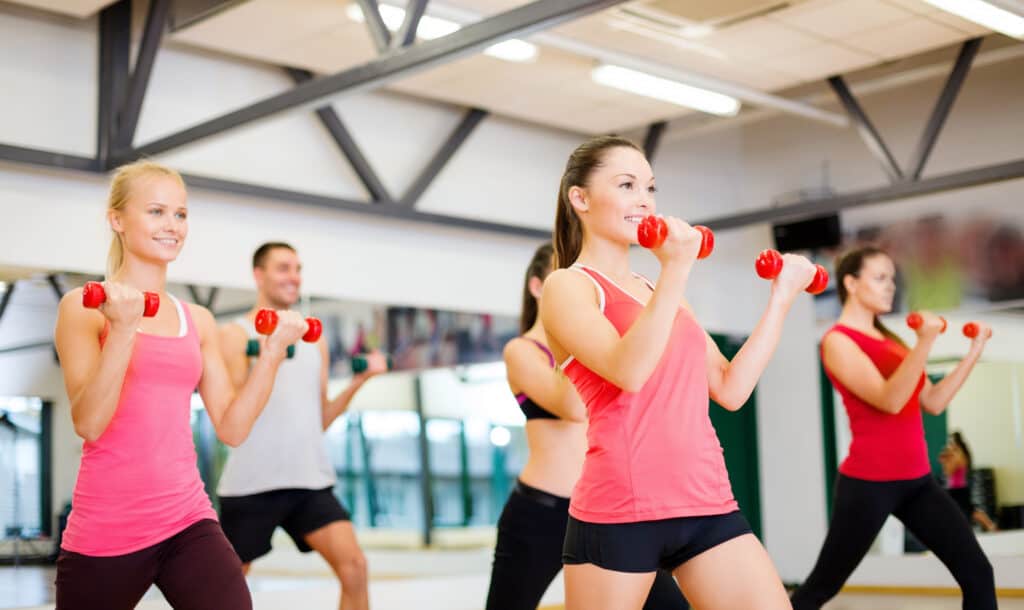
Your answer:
[0,163,531,316]
[0,5,96,157]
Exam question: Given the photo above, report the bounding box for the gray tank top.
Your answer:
[216,317,335,496]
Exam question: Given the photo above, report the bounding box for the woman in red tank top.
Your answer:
[791,246,995,610]
[541,136,818,610]
[53,161,309,609]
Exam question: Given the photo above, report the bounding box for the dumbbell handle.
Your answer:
[254,309,323,342]
[352,353,393,374]
[754,250,829,295]
[636,216,714,259]
[82,281,160,317]
[246,339,295,359]
[962,322,991,339]
[906,312,948,334]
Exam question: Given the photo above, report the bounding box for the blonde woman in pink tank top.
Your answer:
[540,136,818,610]
[52,161,310,610]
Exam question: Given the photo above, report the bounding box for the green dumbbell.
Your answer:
[351,353,393,374]
[247,339,295,359]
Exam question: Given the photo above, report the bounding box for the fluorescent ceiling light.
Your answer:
[346,3,539,61]
[484,39,540,62]
[679,24,714,39]
[921,0,1024,39]
[370,3,404,31]
[591,64,741,116]
[346,3,459,38]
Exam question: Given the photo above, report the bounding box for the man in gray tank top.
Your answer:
[217,242,386,610]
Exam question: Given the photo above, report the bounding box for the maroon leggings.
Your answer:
[56,519,252,610]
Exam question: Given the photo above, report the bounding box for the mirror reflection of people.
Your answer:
[218,242,387,610]
[791,246,995,610]
[939,431,997,532]
[984,226,1024,302]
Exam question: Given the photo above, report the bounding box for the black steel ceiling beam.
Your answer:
[285,68,394,204]
[97,0,131,169]
[0,144,99,172]
[119,0,628,163]
[0,281,15,327]
[907,38,982,180]
[117,0,171,150]
[355,0,394,54]
[180,171,548,238]
[168,0,250,32]
[400,108,487,208]
[395,0,430,48]
[698,158,1024,231]
[828,75,904,183]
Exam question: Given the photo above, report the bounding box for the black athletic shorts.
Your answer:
[219,487,350,563]
[563,510,752,573]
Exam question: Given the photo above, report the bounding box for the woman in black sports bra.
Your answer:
[484,243,688,610]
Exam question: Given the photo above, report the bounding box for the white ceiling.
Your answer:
[7,0,1012,133]
[4,0,117,18]
[166,0,998,133]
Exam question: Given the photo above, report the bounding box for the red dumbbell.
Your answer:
[962,322,990,339]
[82,281,159,317]
[254,309,323,343]
[906,312,948,334]
[754,250,829,295]
[637,216,714,259]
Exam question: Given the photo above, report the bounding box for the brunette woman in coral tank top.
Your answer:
[541,135,818,610]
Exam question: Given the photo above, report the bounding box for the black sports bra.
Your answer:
[513,338,560,420]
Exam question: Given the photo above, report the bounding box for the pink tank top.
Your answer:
[824,324,930,481]
[62,298,216,556]
[562,265,737,523]
[948,465,968,489]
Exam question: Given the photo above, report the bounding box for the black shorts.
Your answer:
[219,487,350,563]
[563,511,752,573]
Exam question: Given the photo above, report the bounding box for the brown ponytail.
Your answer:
[520,243,554,333]
[553,135,642,269]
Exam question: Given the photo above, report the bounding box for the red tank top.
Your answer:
[561,265,737,523]
[824,324,930,481]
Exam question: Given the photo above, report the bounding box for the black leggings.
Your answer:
[485,480,688,610]
[56,519,251,610]
[791,474,995,610]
